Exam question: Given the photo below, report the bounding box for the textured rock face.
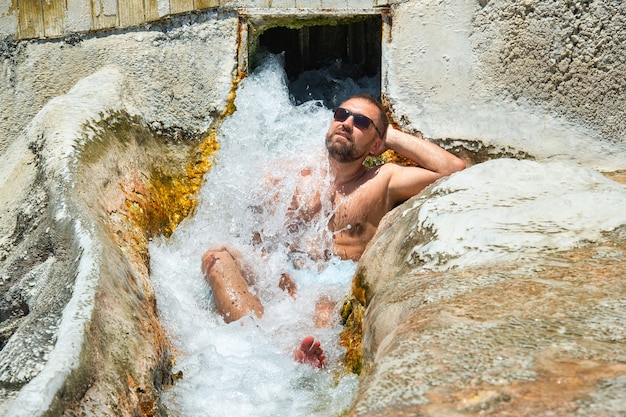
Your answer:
[473,0,626,141]
[0,12,237,156]
[348,161,626,416]
[384,0,625,170]
[0,15,237,416]
[351,245,626,416]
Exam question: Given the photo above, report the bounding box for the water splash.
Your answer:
[149,55,367,417]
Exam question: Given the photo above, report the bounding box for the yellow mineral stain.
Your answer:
[146,133,220,238]
[144,75,242,238]
[339,296,365,375]
[605,170,626,184]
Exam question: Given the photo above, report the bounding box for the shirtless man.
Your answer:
[202,94,465,368]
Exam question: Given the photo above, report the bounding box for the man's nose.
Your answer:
[341,116,354,130]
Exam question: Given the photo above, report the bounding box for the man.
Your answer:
[202,94,466,368]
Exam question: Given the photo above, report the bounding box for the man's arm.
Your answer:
[380,125,466,204]
[383,126,466,176]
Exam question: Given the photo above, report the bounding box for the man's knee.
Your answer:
[201,247,264,322]
[201,247,232,274]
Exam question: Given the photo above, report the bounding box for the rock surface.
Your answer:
[348,162,626,416]
[0,16,236,416]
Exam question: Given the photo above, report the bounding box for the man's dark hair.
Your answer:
[350,94,389,138]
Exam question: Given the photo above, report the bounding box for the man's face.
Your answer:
[325,98,382,163]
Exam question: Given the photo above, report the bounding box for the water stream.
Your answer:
[149,55,373,416]
[149,54,626,416]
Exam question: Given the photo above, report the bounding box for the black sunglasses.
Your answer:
[334,107,383,137]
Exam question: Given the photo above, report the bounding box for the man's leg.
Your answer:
[314,295,335,328]
[202,247,264,323]
[203,248,326,368]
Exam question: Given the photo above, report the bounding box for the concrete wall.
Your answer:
[383,0,626,171]
[0,0,386,40]
[0,10,238,155]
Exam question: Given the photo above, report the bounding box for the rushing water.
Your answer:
[149,55,374,417]
[149,54,626,416]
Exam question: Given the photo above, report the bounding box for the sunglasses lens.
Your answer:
[353,115,372,130]
[334,108,350,122]
[334,108,373,130]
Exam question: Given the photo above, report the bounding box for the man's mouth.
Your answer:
[334,128,352,142]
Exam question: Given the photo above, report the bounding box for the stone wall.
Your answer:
[0,12,238,416]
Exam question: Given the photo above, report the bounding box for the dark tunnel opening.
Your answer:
[255,15,382,107]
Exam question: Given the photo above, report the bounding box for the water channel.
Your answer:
[149,55,378,416]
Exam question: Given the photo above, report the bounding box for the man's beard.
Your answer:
[325,131,362,163]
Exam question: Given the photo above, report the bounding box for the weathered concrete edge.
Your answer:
[5,68,156,417]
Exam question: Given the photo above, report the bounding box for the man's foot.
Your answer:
[294,336,327,368]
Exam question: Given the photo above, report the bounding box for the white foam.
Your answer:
[150,56,361,417]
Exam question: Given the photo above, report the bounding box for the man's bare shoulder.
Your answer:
[361,163,400,185]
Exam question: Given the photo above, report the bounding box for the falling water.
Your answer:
[149,55,377,417]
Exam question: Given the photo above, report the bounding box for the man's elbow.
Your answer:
[442,158,466,176]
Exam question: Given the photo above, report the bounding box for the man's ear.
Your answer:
[370,137,386,156]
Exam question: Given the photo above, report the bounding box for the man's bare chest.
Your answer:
[330,183,388,234]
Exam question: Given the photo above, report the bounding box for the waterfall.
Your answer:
[149,55,376,416]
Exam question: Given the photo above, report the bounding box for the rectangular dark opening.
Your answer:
[258,17,382,81]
